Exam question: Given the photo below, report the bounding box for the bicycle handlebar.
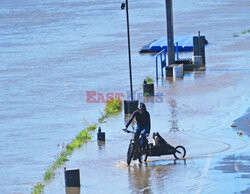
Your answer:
[122,128,135,134]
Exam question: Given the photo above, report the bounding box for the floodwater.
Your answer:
[0,0,250,193]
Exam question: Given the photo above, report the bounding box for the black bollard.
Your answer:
[166,64,174,77]
[124,100,138,114]
[97,127,105,141]
[193,33,206,65]
[64,168,80,188]
[143,80,154,96]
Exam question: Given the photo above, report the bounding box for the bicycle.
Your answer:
[123,129,186,166]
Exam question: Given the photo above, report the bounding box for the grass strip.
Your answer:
[241,29,250,35]
[99,98,123,123]
[32,125,96,193]
[32,98,122,193]
[32,183,44,194]
[233,28,250,37]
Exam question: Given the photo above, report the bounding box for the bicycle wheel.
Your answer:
[127,142,135,165]
[173,146,186,159]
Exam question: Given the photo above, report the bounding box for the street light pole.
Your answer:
[125,0,133,101]
[121,1,138,114]
[165,0,175,66]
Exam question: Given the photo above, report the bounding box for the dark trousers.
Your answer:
[134,126,149,148]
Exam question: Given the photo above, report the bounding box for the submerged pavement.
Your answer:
[1,0,248,192]
[45,59,250,193]
[45,68,250,193]
[44,0,250,193]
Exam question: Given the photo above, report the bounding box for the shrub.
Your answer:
[32,183,44,194]
[105,98,123,116]
[145,77,154,84]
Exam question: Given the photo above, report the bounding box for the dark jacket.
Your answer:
[126,110,151,132]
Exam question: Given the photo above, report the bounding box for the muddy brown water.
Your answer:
[0,0,250,193]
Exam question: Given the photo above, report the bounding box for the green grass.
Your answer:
[99,98,123,123]
[43,130,91,181]
[32,124,96,193]
[44,168,54,181]
[32,99,122,193]
[104,98,123,116]
[233,28,250,37]
[43,151,69,181]
[242,29,250,34]
[43,125,95,181]
[233,33,239,37]
[98,112,107,123]
[32,183,44,194]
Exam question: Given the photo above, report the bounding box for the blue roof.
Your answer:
[145,36,194,52]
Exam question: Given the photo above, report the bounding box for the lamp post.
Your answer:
[121,0,133,101]
[165,0,175,66]
[121,1,138,114]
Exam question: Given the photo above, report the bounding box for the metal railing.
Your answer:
[155,49,167,81]
[175,42,179,60]
[155,42,179,81]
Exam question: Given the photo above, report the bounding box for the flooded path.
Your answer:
[0,0,249,193]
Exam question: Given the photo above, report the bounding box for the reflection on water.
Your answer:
[65,187,80,194]
[127,159,188,193]
[194,67,206,79]
[168,99,179,132]
[128,165,153,193]
[143,96,155,104]
[173,159,187,165]
[97,141,105,151]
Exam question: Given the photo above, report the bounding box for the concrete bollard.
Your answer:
[192,56,202,67]
[124,100,138,114]
[143,80,154,96]
[97,127,105,141]
[64,168,80,187]
[173,64,183,79]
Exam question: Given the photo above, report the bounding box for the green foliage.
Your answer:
[32,183,44,194]
[44,169,53,182]
[86,124,96,132]
[233,28,250,37]
[46,126,94,179]
[104,98,123,116]
[54,152,69,168]
[242,29,250,34]
[32,98,122,193]
[32,124,96,193]
[145,77,154,84]
[98,113,106,123]
[233,33,239,37]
